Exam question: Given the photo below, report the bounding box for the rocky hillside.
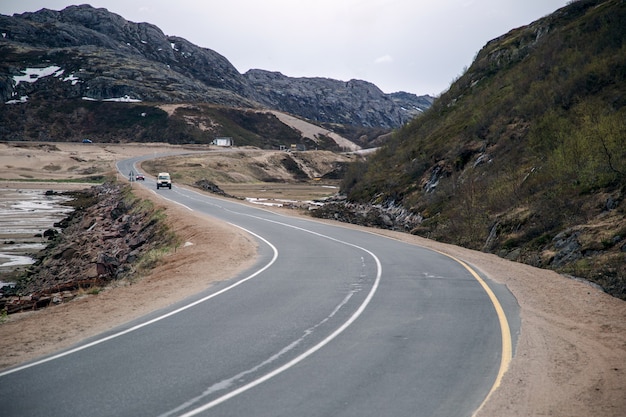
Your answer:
[245,70,433,128]
[321,0,626,299]
[0,183,176,313]
[0,4,432,136]
[0,5,258,106]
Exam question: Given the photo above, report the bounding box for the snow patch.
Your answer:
[12,65,61,86]
[5,96,28,104]
[63,74,80,85]
[82,95,142,103]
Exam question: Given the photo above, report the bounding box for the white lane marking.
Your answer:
[174,243,382,417]
[160,289,359,417]
[154,189,194,211]
[150,186,385,416]
[133,165,509,416]
[5,176,381,416]
[0,226,278,378]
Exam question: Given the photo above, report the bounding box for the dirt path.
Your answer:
[268,110,361,151]
[0,142,625,416]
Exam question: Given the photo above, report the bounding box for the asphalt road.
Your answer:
[0,155,519,417]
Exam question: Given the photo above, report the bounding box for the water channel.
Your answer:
[0,188,75,288]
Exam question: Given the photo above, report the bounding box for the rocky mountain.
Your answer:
[321,0,626,299]
[0,4,432,133]
[0,6,259,106]
[245,70,433,128]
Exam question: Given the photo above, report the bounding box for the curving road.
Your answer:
[0,155,519,417]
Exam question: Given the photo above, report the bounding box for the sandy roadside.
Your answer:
[0,142,624,416]
[0,183,258,367]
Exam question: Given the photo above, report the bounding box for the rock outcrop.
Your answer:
[311,197,424,232]
[0,182,173,314]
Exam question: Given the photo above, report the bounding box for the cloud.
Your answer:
[1,0,571,95]
[374,55,393,64]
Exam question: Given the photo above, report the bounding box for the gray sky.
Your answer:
[1,1,569,95]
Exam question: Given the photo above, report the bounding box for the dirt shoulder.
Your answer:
[0,143,625,417]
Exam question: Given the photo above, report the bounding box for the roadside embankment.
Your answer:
[0,182,175,313]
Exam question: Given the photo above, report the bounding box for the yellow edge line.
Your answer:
[155,200,512,412]
[434,250,512,417]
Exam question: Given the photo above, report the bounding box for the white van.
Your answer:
[156,172,172,189]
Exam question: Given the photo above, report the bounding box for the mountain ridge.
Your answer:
[0,4,432,132]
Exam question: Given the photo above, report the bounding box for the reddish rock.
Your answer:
[1,182,169,314]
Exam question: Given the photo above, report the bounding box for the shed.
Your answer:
[213,137,233,147]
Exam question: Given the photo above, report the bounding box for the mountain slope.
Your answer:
[332,0,626,298]
[245,69,432,128]
[0,5,262,105]
[0,4,431,135]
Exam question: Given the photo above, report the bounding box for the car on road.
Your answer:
[156,172,172,189]
[135,174,145,181]
[82,139,92,143]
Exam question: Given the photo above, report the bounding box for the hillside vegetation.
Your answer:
[339,0,626,298]
[0,99,386,150]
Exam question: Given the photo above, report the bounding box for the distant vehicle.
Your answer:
[82,139,92,143]
[156,172,171,189]
[135,174,145,181]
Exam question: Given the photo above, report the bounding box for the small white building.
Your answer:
[212,137,233,147]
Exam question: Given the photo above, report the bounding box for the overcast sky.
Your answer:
[1,1,570,96]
